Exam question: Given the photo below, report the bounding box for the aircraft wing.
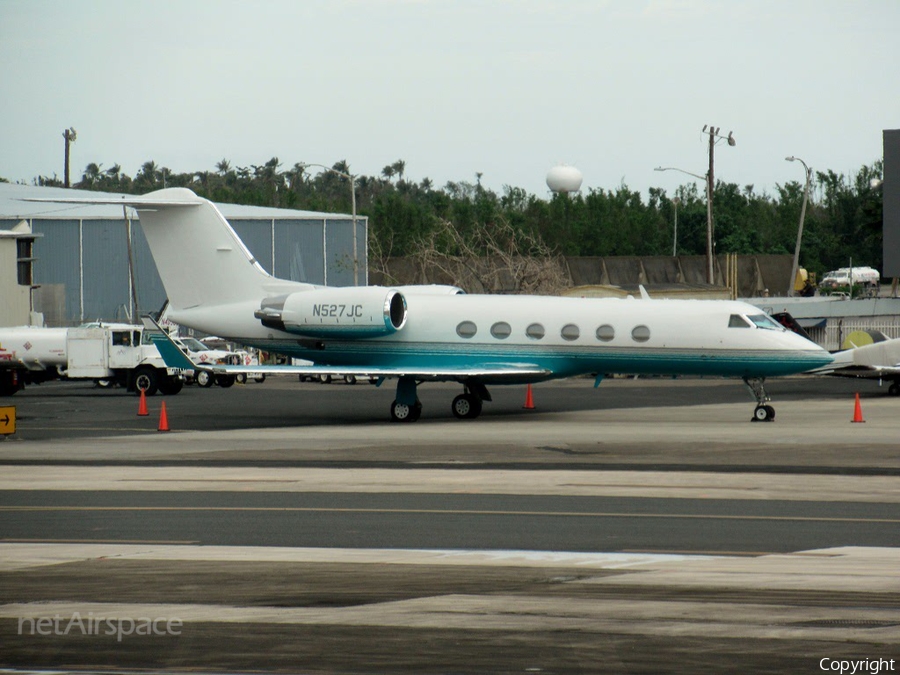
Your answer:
[806,336,900,379]
[142,317,551,382]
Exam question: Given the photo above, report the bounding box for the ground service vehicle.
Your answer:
[0,323,185,396]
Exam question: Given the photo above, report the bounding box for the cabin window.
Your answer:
[456,321,477,339]
[490,321,512,339]
[561,324,580,341]
[525,323,545,340]
[596,324,615,341]
[747,314,782,331]
[729,314,752,328]
[631,325,651,342]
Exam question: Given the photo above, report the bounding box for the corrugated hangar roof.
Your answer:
[0,182,339,220]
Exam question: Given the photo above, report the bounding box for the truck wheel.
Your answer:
[133,367,159,396]
[0,371,21,396]
[158,377,184,395]
[254,374,266,383]
[235,373,247,385]
[196,370,213,388]
[216,374,236,388]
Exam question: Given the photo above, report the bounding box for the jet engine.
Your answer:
[255,287,407,338]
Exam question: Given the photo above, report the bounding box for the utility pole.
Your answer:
[63,127,77,188]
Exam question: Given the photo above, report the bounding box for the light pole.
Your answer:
[672,197,680,257]
[299,163,359,286]
[655,166,710,279]
[785,156,811,297]
[702,125,736,285]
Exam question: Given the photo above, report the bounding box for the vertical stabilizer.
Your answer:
[131,188,272,310]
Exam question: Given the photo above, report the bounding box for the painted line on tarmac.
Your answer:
[1,505,898,524]
[1,538,199,544]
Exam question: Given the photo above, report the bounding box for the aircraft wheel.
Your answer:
[752,405,773,422]
[134,367,159,396]
[452,394,482,419]
[391,400,421,422]
[889,383,900,396]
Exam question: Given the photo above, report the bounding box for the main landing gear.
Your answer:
[743,376,776,422]
[390,377,491,423]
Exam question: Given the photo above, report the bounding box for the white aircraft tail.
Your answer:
[130,188,275,310]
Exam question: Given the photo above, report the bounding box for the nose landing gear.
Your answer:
[744,376,776,422]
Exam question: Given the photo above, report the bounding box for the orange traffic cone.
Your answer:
[158,401,170,432]
[523,384,535,410]
[851,393,865,423]
[137,389,149,416]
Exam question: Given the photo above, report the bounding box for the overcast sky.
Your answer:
[1,0,897,199]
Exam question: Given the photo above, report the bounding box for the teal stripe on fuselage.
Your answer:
[241,337,831,379]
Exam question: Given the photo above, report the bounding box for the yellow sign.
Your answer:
[0,406,15,435]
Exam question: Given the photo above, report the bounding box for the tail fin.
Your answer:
[131,188,272,310]
[25,187,274,311]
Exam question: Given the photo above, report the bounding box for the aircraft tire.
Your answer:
[452,394,483,419]
[390,400,421,422]
[752,405,774,422]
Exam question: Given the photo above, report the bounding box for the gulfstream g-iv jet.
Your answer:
[28,188,833,422]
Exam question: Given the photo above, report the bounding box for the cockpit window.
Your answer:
[729,314,752,328]
[747,314,782,330]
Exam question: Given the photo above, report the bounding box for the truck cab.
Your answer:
[66,324,185,395]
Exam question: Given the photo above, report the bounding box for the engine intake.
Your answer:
[255,287,407,338]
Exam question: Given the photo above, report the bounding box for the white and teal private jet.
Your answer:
[30,188,833,422]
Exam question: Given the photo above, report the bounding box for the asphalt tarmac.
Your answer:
[0,375,898,673]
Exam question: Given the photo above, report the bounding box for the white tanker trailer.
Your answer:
[0,323,185,396]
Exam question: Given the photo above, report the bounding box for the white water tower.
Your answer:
[546,164,583,193]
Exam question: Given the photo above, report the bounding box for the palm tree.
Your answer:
[216,159,231,175]
[392,159,406,183]
[137,161,159,188]
[81,162,102,187]
[382,165,395,182]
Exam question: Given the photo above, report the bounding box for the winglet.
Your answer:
[141,316,201,371]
